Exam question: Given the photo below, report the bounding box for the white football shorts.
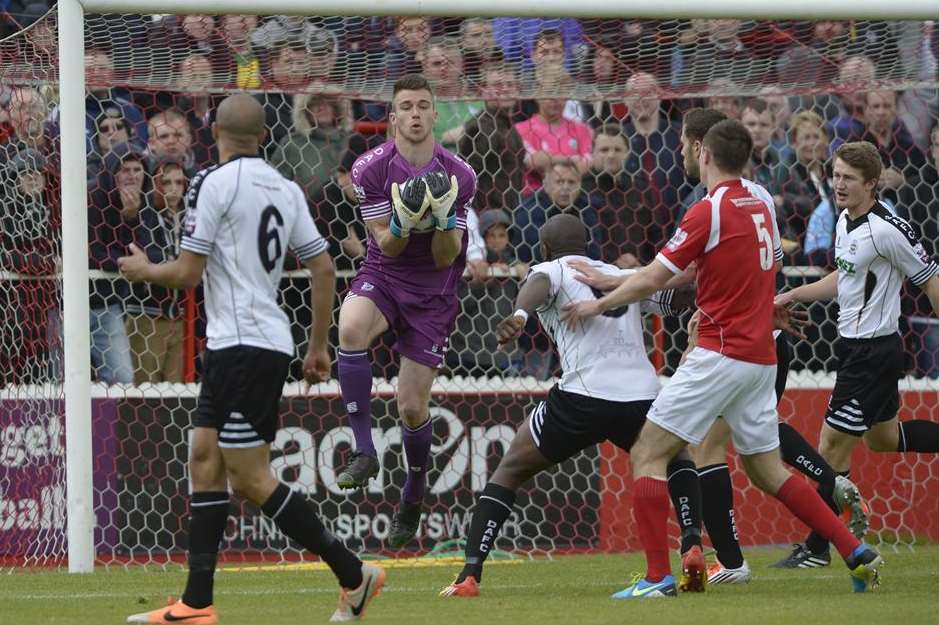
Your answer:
[647,347,780,455]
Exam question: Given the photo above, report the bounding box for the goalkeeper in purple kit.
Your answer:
[336,73,478,548]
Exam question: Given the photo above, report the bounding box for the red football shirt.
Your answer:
[658,179,783,364]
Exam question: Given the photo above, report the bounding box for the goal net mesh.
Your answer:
[2,8,939,569]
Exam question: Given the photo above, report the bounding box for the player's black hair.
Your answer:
[682,107,727,143]
[393,74,435,100]
[539,213,587,260]
[703,119,753,173]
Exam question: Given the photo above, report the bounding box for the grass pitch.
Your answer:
[4,546,938,625]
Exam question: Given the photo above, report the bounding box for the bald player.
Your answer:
[441,214,706,598]
[120,94,384,624]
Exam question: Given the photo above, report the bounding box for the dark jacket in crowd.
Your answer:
[458,107,527,212]
[87,142,147,310]
[124,197,183,320]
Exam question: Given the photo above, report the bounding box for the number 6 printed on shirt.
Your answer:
[751,212,773,271]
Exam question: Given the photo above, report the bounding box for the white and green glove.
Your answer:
[425,171,459,231]
[389,176,430,238]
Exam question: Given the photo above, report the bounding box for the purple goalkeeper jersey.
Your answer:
[351,141,477,295]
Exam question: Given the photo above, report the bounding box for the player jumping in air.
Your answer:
[562,119,883,598]
[335,74,477,548]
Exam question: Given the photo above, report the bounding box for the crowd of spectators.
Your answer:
[2,10,939,385]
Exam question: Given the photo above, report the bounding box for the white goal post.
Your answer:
[55,0,936,574]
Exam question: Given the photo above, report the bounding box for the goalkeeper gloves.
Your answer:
[425,171,459,231]
[389,176,430,238]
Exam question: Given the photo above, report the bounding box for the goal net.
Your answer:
[2,8,939,569]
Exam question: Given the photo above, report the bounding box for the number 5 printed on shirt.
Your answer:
[751,212,773,271]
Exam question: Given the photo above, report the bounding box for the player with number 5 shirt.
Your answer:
[561,118,883,599]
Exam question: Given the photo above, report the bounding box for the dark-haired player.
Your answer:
[336,74,478,548]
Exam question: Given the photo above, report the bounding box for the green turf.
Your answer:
[3,546,938,625]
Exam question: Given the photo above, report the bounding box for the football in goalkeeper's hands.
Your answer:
[398,176,431,220]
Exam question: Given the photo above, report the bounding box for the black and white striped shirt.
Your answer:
[834,201,938,339]
[181,155,328,356]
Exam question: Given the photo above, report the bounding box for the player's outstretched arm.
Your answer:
[302,251,336,385]
[366,216,409,257]
[117,244,206,289]
[567,259,626,292]
[775,269,838,306]
[560,259,673,329]
[495,273,551,347]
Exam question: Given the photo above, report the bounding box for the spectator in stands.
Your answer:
[823,54,875,147]
[84,47,148,150]
[87,106,133,182]
[671,19,763,87]
[774,110,833,245]
[173,53,216,125]
[124,157,186,384]
[0,147,59,385]
[266,38,313,93]
[421,37,482,149]
[900,125,939,377]
[1,86,55,164]
[459,63,526,213]
[0,88,12,145]
[492,18,585,73]
[146,109,208,177]
[776,21,857,89]
[147,15,220,68]
[707,81,744,120]
[759,88,795,164]
[514,161,602,263]
[272,91,350,204]
[178,14,218,57]
[524,28,566,86]
[257,39,314,155]
[890,22,939,150]
[581,124,655,266]
[481,209,528,277]
[17,3,56,66]
[740,98,780,191]
[459,18,499,82]
[581,39,630,126]
[217,14,262,88]
[621,71,685,240]
[447,209,523,377]
[309,134,374,272]
[384,16,431,80]
[86,142,144,385]
[514,73,593,196]
[305,25,344,86]
[519,30,587,121]
[250,15,316,50]
[144,14,209,73]
[858,90,927,204]
[818,31,936,150]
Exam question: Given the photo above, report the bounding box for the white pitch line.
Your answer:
[5,569,937,602]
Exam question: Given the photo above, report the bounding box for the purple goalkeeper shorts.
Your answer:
[346,272,459,369]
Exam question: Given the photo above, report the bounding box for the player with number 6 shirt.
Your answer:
[118,94,383,624]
